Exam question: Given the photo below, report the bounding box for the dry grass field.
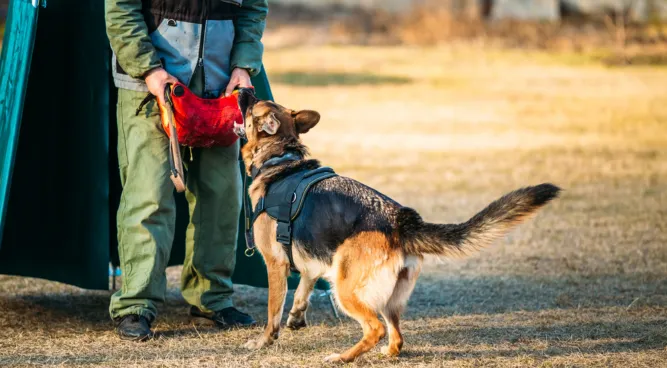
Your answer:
[1,44,666,367]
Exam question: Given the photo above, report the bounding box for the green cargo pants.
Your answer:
[109,88,242,322]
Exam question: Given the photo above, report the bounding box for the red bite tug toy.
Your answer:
[156,82,247,192]
[161,82,243,148]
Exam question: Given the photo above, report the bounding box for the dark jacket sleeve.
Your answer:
[105,0,162,79]
[230,0,268,77]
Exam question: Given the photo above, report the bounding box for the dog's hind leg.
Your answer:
[286,273,316,330]
[380,311,402,357]
[324,231,399,363]
[244,258,290,350]
[324,290,386,363]
[380,257,421,357]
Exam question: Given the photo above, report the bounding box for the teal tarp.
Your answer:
[0,1,110,288]
[0,1,329,292]
[0,0,40,246]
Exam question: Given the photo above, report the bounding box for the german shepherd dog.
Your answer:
[235,90,560,363]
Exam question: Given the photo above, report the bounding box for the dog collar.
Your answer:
[251,152,302,179]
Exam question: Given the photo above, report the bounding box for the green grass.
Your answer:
[270,71,411,86]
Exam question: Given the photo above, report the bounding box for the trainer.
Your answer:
[105,0,268,340]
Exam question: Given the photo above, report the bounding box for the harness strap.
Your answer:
[242,171,256,256]
[243,188,299,271]
[243,152,300,252]
[243,153,336,273]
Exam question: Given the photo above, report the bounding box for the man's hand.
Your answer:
[225,68,252,96]
[145,67,178,105]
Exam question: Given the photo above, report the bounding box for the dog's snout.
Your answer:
[237,88,258,117]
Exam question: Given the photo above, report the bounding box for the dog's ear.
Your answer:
[259,113,281,135]
[293,110,320,134]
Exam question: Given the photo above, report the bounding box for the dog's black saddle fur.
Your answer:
[249,166,337,270]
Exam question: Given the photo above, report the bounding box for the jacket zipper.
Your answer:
[197,0,239,93]
[199,0,240,65]
[197,0,209,73]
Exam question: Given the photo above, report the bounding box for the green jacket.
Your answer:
[105,0,268,93]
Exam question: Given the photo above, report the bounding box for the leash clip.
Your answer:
[244,247,255,257]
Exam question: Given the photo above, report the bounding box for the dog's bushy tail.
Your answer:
[397,183,560,256]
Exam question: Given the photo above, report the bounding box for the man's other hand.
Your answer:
[225,68,252,97]
[145,67,179,105]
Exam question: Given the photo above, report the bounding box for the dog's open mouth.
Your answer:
[235,87,258,140]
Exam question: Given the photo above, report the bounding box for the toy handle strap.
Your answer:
[163,83,186,193]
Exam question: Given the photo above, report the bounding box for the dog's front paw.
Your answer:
[323,353,343,363]
[243,336,272,350]
[286,314,307,330]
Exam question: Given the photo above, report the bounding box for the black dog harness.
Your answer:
[243,153,337,272]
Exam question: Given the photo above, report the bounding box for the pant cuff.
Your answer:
[201,298,234,313]
[111,307,156,323]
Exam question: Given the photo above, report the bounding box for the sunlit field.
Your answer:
[1,44,666,367]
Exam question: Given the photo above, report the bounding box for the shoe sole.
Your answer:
[189,315,217,326]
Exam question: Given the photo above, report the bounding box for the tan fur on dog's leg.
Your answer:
[244,258,290,350]
[380,311,402,357]
[286,274,316,330]
[324,231,401,362]
[324,291,386,363]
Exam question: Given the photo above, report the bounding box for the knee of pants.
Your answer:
[118,180,177,229]
[190,171,243,220]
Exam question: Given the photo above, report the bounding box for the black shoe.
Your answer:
[116,314,154,341]
[190,306,257,329]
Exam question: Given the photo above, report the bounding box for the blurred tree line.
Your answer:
[269,0,666,22]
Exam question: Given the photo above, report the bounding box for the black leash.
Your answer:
[242,162,257,257]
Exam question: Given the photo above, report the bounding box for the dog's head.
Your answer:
[235,88,321,144]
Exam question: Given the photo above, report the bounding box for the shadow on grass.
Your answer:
[0,348,253,366]
[0,283,332,330]
[0,291,117,331]
[2,273,665,326]
[2,273,665,323]
[0,272,665,362]
[405,272,667,317]
[406,320,667,358]
[271,71,411,86]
